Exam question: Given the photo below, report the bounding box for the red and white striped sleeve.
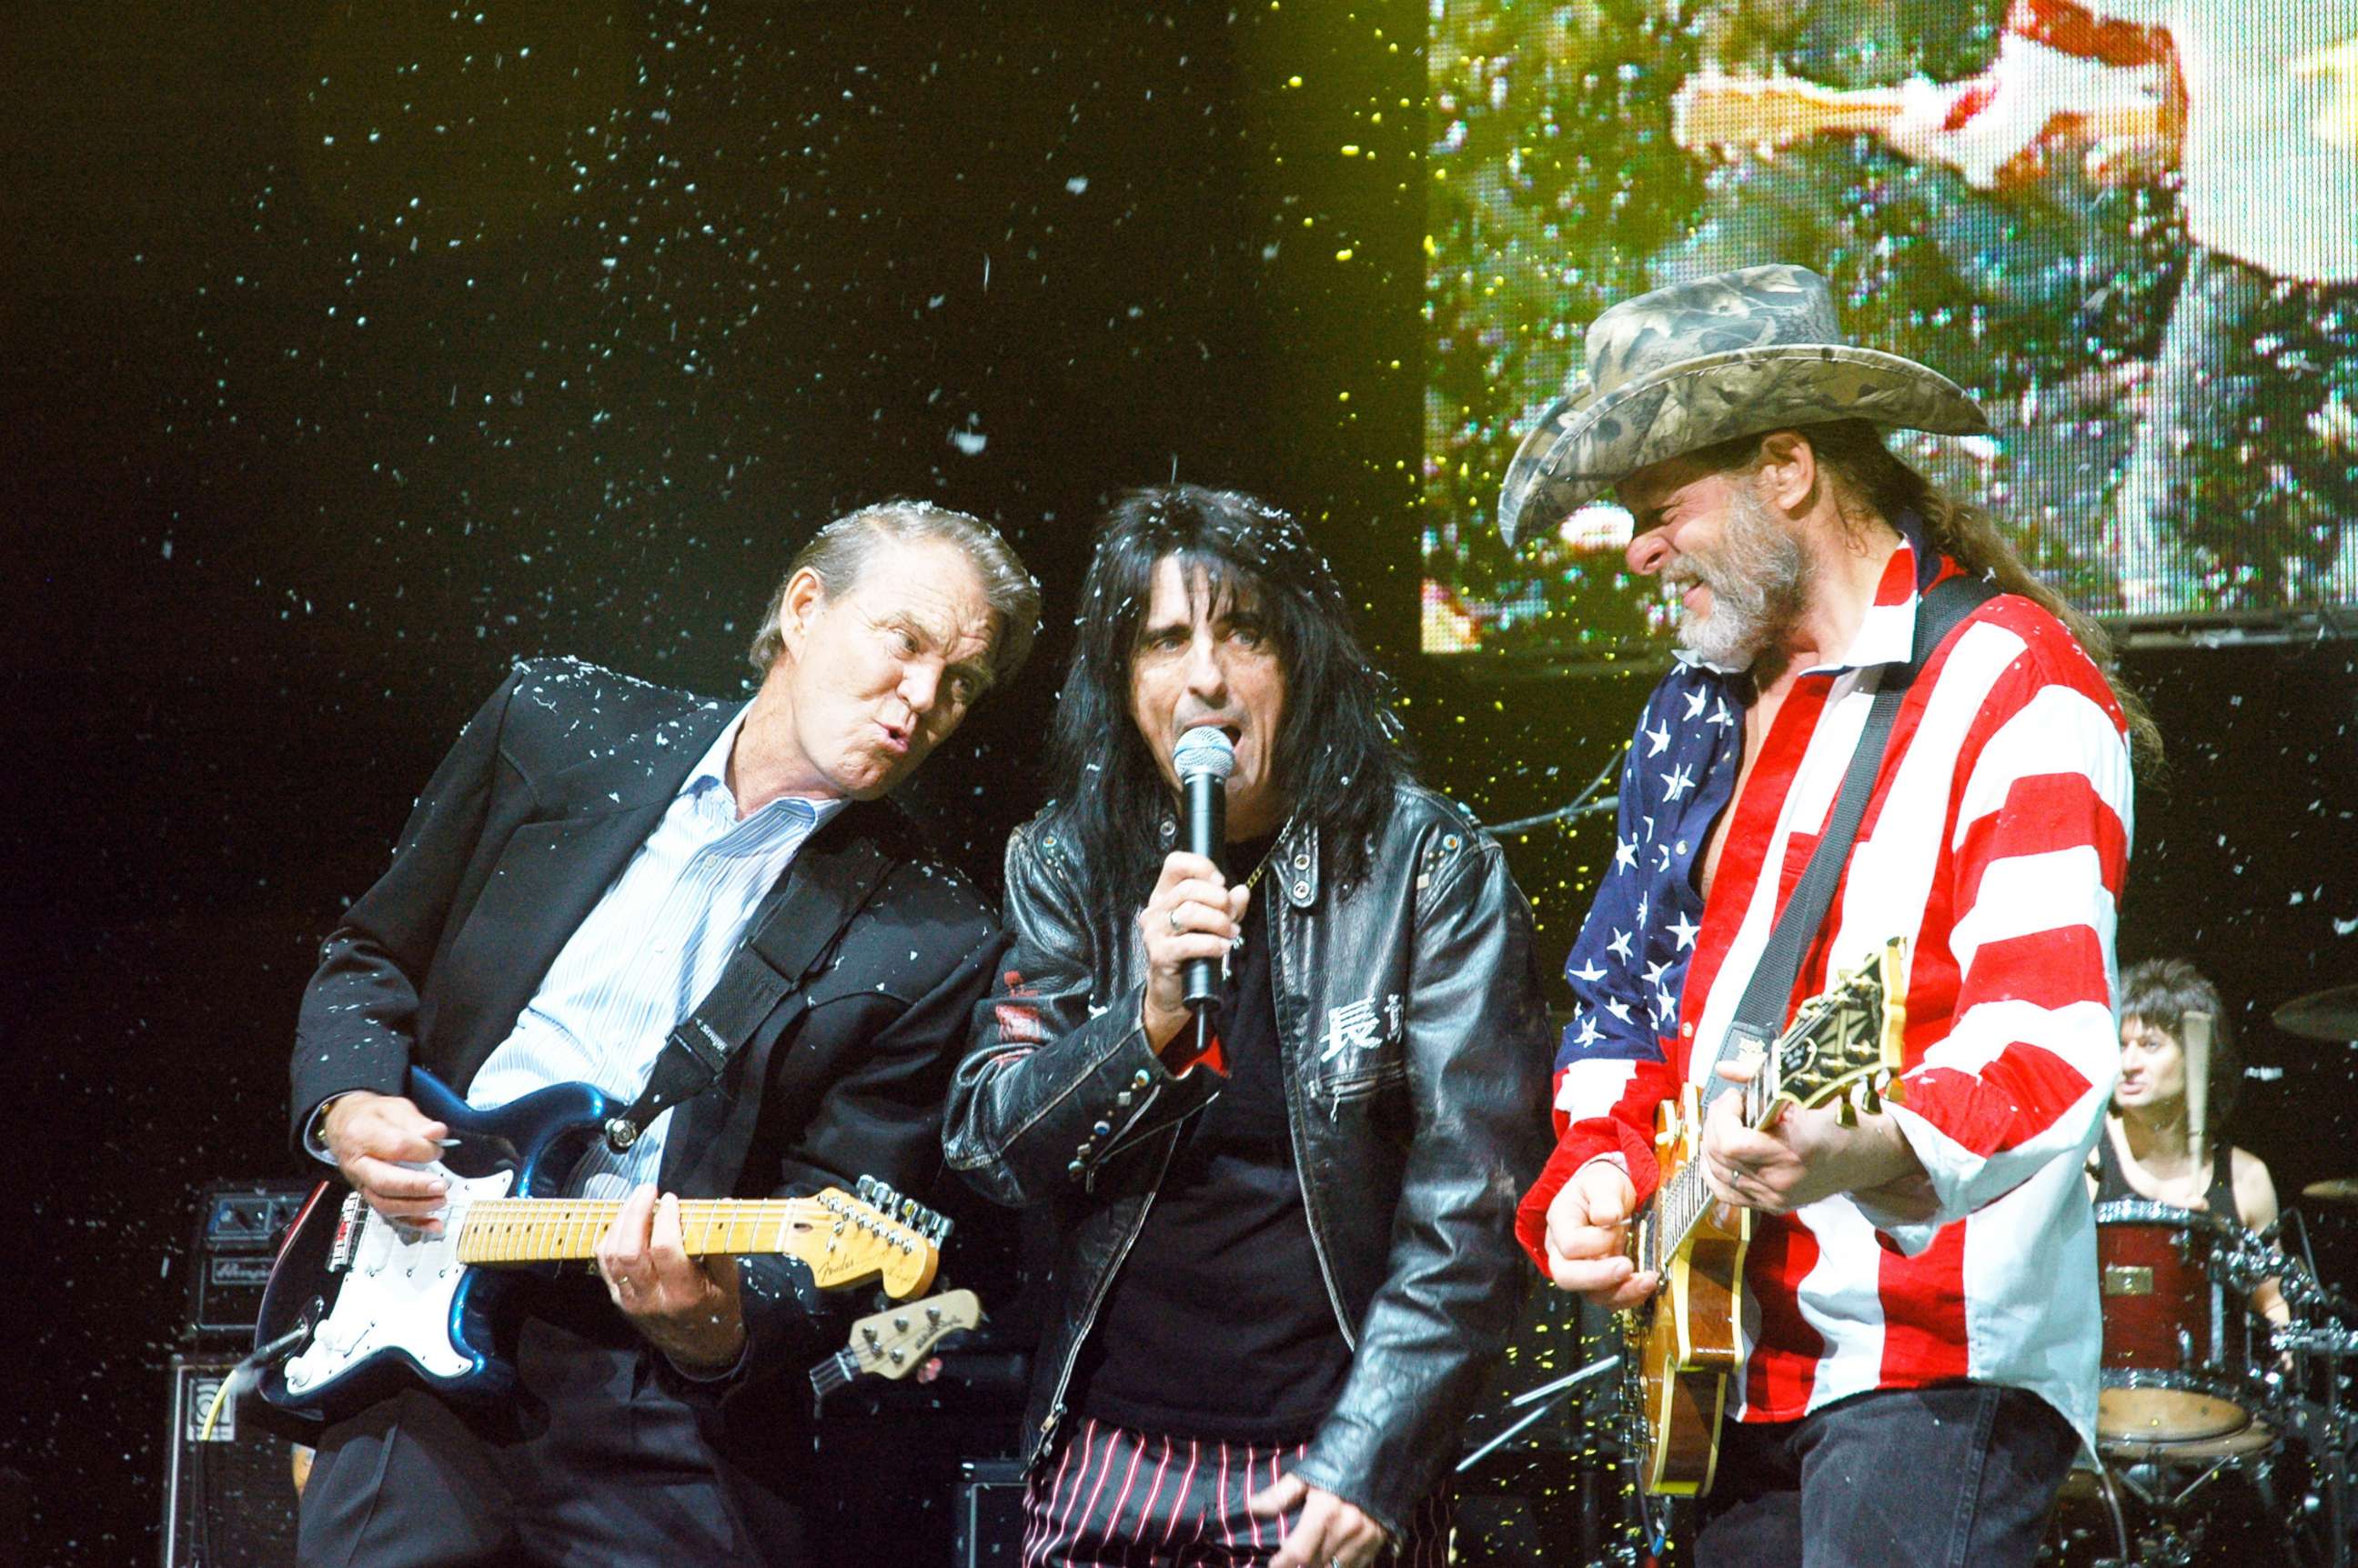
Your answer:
[1869,605,2132,1250]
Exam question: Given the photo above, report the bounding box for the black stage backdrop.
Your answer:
[4,3,2353,1562]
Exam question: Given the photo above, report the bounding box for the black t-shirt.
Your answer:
[1068,846,1354,1443]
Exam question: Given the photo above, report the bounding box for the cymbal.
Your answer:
[2303,1178,2358,1203]
[2273,984,2358,1042]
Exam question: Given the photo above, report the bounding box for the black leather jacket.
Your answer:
[943,783,1554,1536]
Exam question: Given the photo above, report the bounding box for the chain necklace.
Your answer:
[1226,818,1296,957]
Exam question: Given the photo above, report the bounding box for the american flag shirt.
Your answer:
[1516,532,2132,1447]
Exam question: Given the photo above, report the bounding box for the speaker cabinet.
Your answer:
[951,1456,1029,1566]
[159,1355,301,1567]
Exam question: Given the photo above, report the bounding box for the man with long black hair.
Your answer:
[946,485,1552,1568]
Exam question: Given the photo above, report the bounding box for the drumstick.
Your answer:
[2182,1010,2213,1170]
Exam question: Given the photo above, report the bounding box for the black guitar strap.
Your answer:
[1705,571,1998,1105]
[600,832,892,1152]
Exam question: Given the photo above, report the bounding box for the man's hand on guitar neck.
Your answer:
[1542,1161,1661,1310]
[595,1183,749,1375]
[321,1091,451,1234]
[1700,1059,1939,1221]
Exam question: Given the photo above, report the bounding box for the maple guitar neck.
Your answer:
[1671,71,2167,158]
[1671,75,1909,153]
[456,1195,832,1265]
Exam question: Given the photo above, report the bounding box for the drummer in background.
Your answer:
[2095,957,2292,1329]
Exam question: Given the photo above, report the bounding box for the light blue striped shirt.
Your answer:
[467,704,844,1197]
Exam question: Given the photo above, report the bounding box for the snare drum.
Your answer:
[2094,1200,2277,1456]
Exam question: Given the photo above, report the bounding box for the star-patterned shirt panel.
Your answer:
[1556,666,1741,1079]
[1549,521,1942,1112]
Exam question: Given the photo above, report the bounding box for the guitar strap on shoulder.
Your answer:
[601,833,893,1152]
[1706,570,1998,1105]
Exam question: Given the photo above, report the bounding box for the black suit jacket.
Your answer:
[289,657,1007,1397]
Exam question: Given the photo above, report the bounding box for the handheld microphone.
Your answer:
[1172,726,1236,1015]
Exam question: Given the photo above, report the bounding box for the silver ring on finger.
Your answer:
[1168,907,1184,931]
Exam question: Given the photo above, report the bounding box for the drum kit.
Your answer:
[2050,984,2358,1567]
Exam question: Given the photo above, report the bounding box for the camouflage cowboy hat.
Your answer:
[1496,264,1990,546]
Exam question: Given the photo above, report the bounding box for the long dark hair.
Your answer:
[1044,485,1412,925]
[1690,419,2164,773]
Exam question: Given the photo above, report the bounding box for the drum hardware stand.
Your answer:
[2278,1322,2358,1568]
[2111,1452,2241,1513]
[2080,1457,2138,1568]
[1455,1354,1621,1473]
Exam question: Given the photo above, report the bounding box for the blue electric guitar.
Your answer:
[255,1069,949,1424]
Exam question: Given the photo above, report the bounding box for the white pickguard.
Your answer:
[282,1164,514,1397]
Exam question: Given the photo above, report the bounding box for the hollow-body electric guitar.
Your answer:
[1627,938,1910,1496]
[256,1068,949,1424]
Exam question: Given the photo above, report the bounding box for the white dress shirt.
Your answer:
[465,705,844,1196]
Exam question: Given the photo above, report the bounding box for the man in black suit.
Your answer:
[287,501,1037,1567]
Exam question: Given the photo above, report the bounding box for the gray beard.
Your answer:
[1668,486,1814,668]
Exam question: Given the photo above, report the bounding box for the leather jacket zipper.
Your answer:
[1088,1071,1184,1181]
[1271,913,1359,1352]
[1037,1127,1180,1451]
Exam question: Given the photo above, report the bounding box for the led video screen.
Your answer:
[1423,1,2358,660]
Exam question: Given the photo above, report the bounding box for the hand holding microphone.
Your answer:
[1138,728,1249,1053]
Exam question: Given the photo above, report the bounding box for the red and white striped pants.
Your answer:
[1018,1416,1451,1566]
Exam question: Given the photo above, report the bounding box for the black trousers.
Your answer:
[296,1302,780,1568]
[1019,1416,1452,1567]
[1693,1382,2077,1568]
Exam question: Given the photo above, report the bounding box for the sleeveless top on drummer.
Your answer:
[2093,1129,2238,1220]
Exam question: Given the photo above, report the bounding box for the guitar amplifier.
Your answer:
[159,1354,302,1567]
[183,1180,316,1341]
[951,1456,1029,1566]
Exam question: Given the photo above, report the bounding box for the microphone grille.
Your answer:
[1172,726,1236,781]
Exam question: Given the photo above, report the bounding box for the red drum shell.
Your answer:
[2093,1201,2270,1451]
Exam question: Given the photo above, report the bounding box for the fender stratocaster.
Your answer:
[256,1068,949,1424]
[1627,937,1910,1496]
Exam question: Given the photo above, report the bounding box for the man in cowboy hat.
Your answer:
[1506,265,2143,1566]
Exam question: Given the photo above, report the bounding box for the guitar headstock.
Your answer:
[806,1183,947,1299]
[1759,937,1910,1123]
[842,1288,983,1380]
[855,1174,954,1245]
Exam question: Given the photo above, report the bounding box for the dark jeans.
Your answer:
[1694,1382,2077,1568]
[297,1304,778,1568]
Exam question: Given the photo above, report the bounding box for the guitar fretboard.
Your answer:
[454,1198,826,1264]
[1644,1080,1759,1275]
[1638,951,1894,1277]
